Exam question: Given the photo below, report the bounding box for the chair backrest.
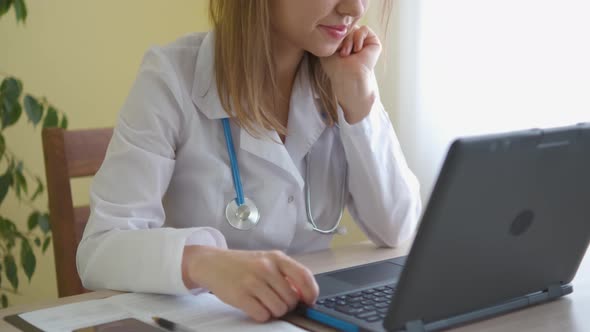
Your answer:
[42,127,113,297]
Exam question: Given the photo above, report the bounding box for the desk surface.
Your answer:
[1,241,589,332]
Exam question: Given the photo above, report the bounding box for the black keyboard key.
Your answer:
[377,308,389,313]
[360,300,375,306]
[363,289,376,294]
[375,302,389,308]
[324,302,336,308]
[335,306,364,315]
[356,310,378,319]
[336,300,347,306]
[379,313,386,319]
[374,297,388,303]
[366,315,382,322]
[376,286,386,291]
[351,303,363,309]
[363,305,376,311]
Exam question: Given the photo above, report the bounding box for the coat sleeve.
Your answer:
[76,48,227,295]
[337,75,422,248]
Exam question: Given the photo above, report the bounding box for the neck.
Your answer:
[271,36,305,104]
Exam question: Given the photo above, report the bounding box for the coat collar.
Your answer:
[192,32,227,119]
[283,58,327,165]
[191,32,327,191]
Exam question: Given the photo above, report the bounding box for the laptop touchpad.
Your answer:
[316,262,403,298]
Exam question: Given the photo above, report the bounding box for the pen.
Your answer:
[152,316,195,332]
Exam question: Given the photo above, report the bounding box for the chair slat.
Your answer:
[64,128,113,178]
[73,206,91,244]
[42,127,113,297]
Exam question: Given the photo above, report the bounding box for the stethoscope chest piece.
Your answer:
[225,197,260,230]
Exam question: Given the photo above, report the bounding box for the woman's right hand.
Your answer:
[182,245,319,322]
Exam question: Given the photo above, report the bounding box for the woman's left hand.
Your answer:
[320,25,382,124]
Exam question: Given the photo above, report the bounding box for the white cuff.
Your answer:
[337,98,389,138]
[181,227,228,294]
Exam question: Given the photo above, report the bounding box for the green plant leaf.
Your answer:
[13,164,27,199]
[0,217,10,236]
[0,133,6,160]
[0,78,22,127]
[42,236,51,253]
[24,95,43,126]
[0,0,13,17]
[1,98,22,129]
[0,133,5,159]
[0,77,22,102]
[13,0,25,22]
[17,166,27,194]
[0,217,17,246]
[34,237,41,247]
[38,213,50,234]
[21,239,36,281]
[4,254,18,290]
[27,211,40,231]
[42,106,58,128]
[60,114,68,129]
[30,176,44,201]
[0,169,13,206]
[1,294,7,309]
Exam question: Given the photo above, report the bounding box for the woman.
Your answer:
[77,0,421,323]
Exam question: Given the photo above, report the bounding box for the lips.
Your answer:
[319,24,348,39]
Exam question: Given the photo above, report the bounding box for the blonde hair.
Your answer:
[209,0,391,137]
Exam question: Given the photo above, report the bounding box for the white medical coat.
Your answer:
[76,32,422,295]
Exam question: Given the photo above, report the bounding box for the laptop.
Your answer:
[298,123,590,331]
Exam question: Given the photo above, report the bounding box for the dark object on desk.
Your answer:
[300,123,590,332]
[42,127,113,297]
[4,314,44,332]
[153,317,193,332]
[73,318,165,332]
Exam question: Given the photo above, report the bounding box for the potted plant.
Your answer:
[0,0,68,307]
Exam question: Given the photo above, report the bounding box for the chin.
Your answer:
[307,44,340,58]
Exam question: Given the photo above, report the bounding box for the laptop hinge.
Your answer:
[404,320,426,332]
[547,284,564,300]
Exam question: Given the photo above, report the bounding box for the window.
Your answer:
[394,0,590,199]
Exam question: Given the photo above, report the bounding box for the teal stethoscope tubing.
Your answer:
[222,118,245,206]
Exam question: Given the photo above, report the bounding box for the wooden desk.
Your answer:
[1,242,588,331]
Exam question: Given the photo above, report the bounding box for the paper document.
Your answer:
[19,292,306,332]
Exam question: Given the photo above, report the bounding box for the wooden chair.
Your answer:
[42,127,113,297]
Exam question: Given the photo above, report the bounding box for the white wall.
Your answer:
[392,0,590,202]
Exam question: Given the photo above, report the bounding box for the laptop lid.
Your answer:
[385,123,590,331]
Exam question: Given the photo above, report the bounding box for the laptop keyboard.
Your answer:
[315,285,396,323]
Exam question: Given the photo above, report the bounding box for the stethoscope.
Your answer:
[222,118,347,235]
